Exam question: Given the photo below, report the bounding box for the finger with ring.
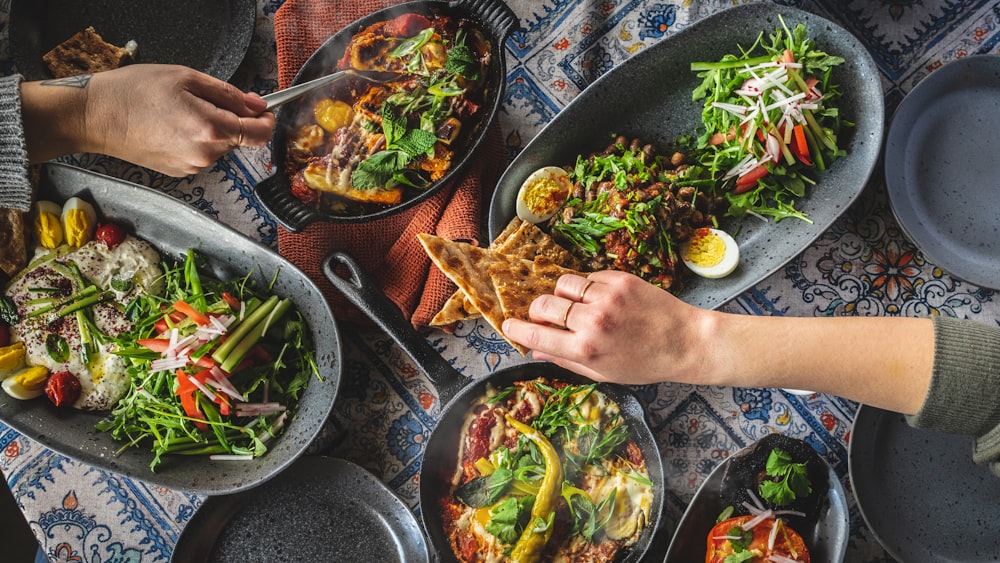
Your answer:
[561,301,575,329]
[577,279,594,302]
[235,116,245,147]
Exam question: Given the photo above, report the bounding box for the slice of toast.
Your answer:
[42,27,136,78]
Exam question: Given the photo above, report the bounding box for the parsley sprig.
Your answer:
[758,447,812,506]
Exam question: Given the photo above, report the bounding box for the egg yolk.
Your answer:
[523,177,565,215]
[64,208,93,247]
[35,211,63,249]
[686,231,726,267]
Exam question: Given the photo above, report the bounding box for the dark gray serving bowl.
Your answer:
[488,3,884,310]
[9,0,255,81]
[0,163,341,495]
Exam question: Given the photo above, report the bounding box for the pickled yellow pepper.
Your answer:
[505,414,563,563]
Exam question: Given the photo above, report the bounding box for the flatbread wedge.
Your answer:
[429,218,582,327]
[417,233,527,354]
[488,255,582,323]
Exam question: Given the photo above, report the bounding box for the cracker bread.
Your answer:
[429,218,581,327]
[488,255,580,324]
[417,233,527,353]
[43,27,135,78]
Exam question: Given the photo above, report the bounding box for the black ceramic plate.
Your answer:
[488,3,884,310]
[849,406,1000,562]
[0,163,341,495]
[884,55,1000,289]
[171,456,430,563]
[664,434,849,563]
[9,0,254,81]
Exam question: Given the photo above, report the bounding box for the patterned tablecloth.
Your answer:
[2,1,999,561]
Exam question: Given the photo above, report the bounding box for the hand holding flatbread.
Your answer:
[417,228,583,355]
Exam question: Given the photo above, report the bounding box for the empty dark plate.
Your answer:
[171,456,430,563]
[9,0,255,81]
[849,405,1000,562]
[884,55,1000,289]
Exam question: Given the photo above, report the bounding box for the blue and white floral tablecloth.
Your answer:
[3,1,999,561]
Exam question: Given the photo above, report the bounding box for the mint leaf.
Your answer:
[381,103,407,147]
[393,128,437,157]
[351,150,410,191]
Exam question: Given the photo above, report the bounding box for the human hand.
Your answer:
[83,64,275,176]
[501,269,714,386]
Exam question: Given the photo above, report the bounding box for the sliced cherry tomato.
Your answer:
[95,223,127,249]
[734,164,769,194]
[221,292,242,312]
[45,371,82,407]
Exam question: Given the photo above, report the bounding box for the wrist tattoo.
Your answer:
[39,74,93,89]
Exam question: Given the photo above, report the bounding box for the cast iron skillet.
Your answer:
[322,251,667,563]
[255,0,517,232]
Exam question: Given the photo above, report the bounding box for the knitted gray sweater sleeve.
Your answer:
[907,316,1000,476]
[0,73,32,211]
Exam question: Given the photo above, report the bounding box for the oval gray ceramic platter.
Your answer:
[488,3,884,310]
[0,163,341,495]
[171,456,430,563]
[884,54,1000,290]
[663,434,849,563]
[849,405,1000,562]
[8,0,255,81]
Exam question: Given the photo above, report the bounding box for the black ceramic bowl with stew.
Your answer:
[255,0,517,232]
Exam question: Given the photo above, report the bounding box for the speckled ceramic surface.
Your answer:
[884,54,1000,290]
[171,456,429,563]
[0,164,341,495]
[664,433,849,563]
[849,406,1000,562]
[8,0,254,81]
[488,2,884,311]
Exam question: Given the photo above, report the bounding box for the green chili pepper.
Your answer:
[505,414,563,563]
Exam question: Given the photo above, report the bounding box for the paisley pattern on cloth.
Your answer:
[2,1,999,561]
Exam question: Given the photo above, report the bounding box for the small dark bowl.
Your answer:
[9,0,255,81]
[255,0,517,232]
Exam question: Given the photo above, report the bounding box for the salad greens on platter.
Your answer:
[686,16,848,222]
[101,249,319,470]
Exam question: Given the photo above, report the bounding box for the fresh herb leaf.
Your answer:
[454,467,513,507]
[389,27,435,59]
[351,150,411,191]
[758,447,812,506]
[445,29,480,81]
[0,296,20,325]
[46,333,70,363]
[486,495,534,545]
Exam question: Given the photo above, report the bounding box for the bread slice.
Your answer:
[42,27,136,78]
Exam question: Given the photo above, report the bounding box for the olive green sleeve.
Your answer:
[906,316,1000,476]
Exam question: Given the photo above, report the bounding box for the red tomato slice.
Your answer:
[734,165,769,194]
[706,515,810,563]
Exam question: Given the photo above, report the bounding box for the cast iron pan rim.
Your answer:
[257,0,517,232]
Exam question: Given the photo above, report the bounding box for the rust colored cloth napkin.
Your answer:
[273,0,504,326]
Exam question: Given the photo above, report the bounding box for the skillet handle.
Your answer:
[322,251,467,404]
[455,0,518,40]
[253,174,321,233]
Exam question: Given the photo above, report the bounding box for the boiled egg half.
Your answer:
[681,227,740,279]
[61,196,97,247]
[515,166,573,224]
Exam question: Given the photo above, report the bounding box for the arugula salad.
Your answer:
[688,17,847,222]
[101,249,319,470]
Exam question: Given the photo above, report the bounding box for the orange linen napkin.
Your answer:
[273,0,504,326]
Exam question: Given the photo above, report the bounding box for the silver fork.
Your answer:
[262,70,398,111]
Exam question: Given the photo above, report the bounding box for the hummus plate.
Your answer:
[0,163,341,495]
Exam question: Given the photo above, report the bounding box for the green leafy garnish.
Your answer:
[455,467,513,507]
[45,333,70,363]
[758,447,812,506]
[486,495,534,545]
